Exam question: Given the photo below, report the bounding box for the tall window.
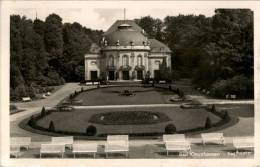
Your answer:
[122,55,129,66]
[137,55,142,66]
[108,55,114,66]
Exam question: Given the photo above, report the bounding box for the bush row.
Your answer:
[197,75,253,99]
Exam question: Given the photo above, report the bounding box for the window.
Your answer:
[122,55,129,66]
[90,61,96,65]
[155,60,160,65]
[137,55,142,66]
[108,55,114,66]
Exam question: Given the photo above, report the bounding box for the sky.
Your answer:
[12,7,216,31]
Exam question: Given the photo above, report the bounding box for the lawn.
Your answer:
[36,106,221,135]
[73,86,181,106]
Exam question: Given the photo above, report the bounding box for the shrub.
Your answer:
[28,115,36,126]
[205,117,212,129]
[211,104,216,113]
[222,110,230,120]
[41,106,46,117]
[171,70,180,80]
[165,124,177,134]
[48,121,55,131]
[86,125,97,136]
[10,104,18,111]
[211,75,253,99]
[177,89,184,98]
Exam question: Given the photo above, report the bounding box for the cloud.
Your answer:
[11,7,215,31]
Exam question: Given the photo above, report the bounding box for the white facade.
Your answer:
[84,20,172,81]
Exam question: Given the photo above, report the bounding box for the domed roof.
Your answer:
[105,24,148,46]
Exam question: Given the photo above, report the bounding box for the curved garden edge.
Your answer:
[18,108,239,140]
[57,84,187,106]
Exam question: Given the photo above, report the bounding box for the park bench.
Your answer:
[230,94,237,100]
[10,145,21,158]
[93,82,99,85]
[22,97,31,102]
[225,94,230,99]
[51,136,74,149]
[165,141,191,156]
[159,80,166,84]
[201,133,225,145]
[163,134,186,143]
[11,137,31,150]
[233,137,254,153]
[86,82,93,86]
[149,81,153,84]
[72,143,98,158]
[42,94,47,99]
[46,92,51,96]
[104,135,129,158]
[40,144,65,158]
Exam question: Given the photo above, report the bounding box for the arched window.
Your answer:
[108,55,114,66]
[122,55,129,66]
[137,55,142,66]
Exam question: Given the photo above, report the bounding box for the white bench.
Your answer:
[86,82,93,86]
[230,94,237,100]
[225,94,230,99]
[42,94,47,99]
[163,134,186,143]
[46,92,51,96]
[159,80,166,84]
[105,135,129,158]
[93,82,99,85]
[11,137,31,150]
[233,137,254,153]
[107,135,129,142]
[51,136,73,149]
[40,144,65,158]
[22,97,31,102]
[201,133,225,145]
[10,145,21,158]
[72,143,98,158]
[165,141,191,156]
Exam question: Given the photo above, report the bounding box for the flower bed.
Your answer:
[89,111,171,125]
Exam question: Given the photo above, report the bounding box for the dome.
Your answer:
[105,24,148,46]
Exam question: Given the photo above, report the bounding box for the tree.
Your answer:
[10,14,103,101]
[48,121,55,131]
[63,22,92,81]
[135,16,164,41]
[159,58,171,81]
[44,14,64,78]
[41,106,46,117]
[205,117,212,129]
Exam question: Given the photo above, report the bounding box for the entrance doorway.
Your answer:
[137,70,143,80]
[154,70,160,80]
[90,71,98,80]
[109,71,115,80]
[122,71,129,80]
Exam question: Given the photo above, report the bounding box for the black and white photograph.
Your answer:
[0,1,259,167]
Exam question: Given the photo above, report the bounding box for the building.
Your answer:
[84,20,172,81]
